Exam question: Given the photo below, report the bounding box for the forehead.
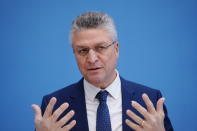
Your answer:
[72,28,113,47]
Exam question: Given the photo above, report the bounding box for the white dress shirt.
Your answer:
[84,70,122,131]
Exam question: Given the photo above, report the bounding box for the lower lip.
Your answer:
[88,68,102,72]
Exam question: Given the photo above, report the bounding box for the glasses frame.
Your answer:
[73,41,116,56]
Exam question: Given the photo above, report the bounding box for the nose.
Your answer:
[86,49,98,63]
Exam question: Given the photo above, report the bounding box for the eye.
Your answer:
[78,48,89,54]
[95,46,106,51]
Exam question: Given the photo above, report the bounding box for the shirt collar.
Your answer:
[84,69,121,102]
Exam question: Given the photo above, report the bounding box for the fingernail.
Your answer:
[162,97,166,101]
[61,103,67,108]
[132,101,136,105]
[64,102,69,107]
[72,120,77,124]
[51,97,57,102]
[125,119,129,123]
[52,97,56,100]
[31,104,36,108]
[70,110,75,114]
[142,93,148,97]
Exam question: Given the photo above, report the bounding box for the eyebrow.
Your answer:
[75,45,89,48]
[75,41,111,48]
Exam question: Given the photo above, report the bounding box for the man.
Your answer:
[32,11,173,131]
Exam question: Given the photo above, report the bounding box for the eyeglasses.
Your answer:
[73,41,116,56]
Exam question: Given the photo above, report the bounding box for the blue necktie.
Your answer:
[96,91,112,131]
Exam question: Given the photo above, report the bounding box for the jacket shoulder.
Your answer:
[120,76,162,102]
[43,78,83,102]
[121,77,160,93]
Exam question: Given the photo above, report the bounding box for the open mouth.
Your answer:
[88,67,102,71]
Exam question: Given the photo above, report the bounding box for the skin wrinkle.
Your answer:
[72,28,119,89]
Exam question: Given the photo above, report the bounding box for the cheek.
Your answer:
[109,49,118,60]
[106,53,118,67]
[76,58,85,71]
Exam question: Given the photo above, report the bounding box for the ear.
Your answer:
[115,42,119,58]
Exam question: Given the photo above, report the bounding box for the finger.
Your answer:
[62,120,76,131]
[43,97,57,118]
[32,104,42,123]
[125,119,141,130]
[52,103,69,121]
[126,109,144,126]
[57,110,75,127]
[131,101,148,119]
[156,97,165,114]
[142,93,156,113]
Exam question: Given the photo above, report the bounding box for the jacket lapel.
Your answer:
[69,78,89,131]
[121,77,135,131]
[69,77,138,131]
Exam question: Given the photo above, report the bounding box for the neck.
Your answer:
[94,71,117,89]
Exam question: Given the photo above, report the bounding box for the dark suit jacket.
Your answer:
[41,77,173,131]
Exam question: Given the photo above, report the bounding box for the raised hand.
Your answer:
[32,97,76,131]
[125,93,165,131]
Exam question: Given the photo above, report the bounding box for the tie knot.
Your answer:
[96,91,109,102]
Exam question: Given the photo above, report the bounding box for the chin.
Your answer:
[86,75,104,86]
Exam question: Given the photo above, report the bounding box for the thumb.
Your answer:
[32,104,42,122]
